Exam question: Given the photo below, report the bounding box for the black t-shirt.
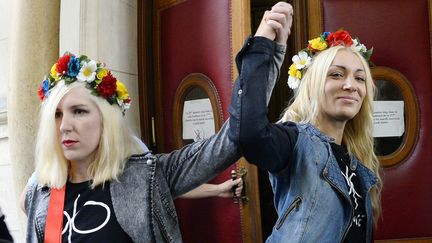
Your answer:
[331,142,366,243]
[0,215,13,242]
[62,181,133,243]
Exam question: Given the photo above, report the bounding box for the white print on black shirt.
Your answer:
[340,166,362,209]
[341,166,365,227]
[62,194,111,243]
[353,214,365,227]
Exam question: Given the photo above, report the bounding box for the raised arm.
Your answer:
[229,3,296,173]
[156,4,292,197]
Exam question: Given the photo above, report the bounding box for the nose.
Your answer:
[59,114,72,134]
[342,76,357,92]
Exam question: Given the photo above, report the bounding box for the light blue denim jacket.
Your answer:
[266,123,377,243]
[228,36,378,242]
[24,36,286,243]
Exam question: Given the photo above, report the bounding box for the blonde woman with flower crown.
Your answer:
[21,54,244,243]
[229,6,382,243]
[19,4,291,242]
[20,55,244,243]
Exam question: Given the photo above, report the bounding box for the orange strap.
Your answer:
[44,186,66,243]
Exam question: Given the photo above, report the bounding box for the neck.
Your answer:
[315,118,346,145]
[69,160,91,183]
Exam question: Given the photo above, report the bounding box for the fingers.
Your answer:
[255,11,277,40]
[232,178,243,197]
[216,177,243,198]
[271,1,293,16]
[264,2,294,44]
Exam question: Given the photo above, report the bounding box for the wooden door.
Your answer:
[306,0,432,242]
[138,0,263,242]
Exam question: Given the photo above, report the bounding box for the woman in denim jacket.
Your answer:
[229,4,382,242]
[20,5,289,243]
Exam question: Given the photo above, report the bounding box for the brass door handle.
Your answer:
[231,167,249,203]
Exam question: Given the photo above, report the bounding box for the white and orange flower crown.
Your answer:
[288,30,373,90]
[38,52,131,114]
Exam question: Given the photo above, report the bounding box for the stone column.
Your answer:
[7,0,60,232]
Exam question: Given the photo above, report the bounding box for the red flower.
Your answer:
[56,54,72,75]
[37,86,45,101]
[97,72,117,98]
[327,30,353,47]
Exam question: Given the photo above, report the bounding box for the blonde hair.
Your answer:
[281,46,382,222]
[35,81,144,189]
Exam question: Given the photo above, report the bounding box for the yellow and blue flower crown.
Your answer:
[38,52,131,114]
[288,30,373,90]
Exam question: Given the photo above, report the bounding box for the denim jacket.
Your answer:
[24,122,239,243]
[268,124,377,243]
[24,36,285,243]
[229,37,378,242]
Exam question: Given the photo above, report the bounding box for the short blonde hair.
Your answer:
[282,46,382,222]
[35,81,144,188]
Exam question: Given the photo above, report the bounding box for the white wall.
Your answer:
[60,0,141,136]
[0,0,140,241]
[0,0,22,242]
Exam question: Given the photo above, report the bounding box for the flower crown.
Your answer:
[38,52,131,114]
[287,30,373,90]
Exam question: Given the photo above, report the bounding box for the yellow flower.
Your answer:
[308,37,327,51]
[50,64,59,79]
[116,80,129,100]
[288,63,302,79]
[96,68,109,83]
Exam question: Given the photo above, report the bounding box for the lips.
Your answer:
[62,140,78,148]
[337,96,358,102]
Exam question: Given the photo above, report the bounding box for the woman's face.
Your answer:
[318,49,366,125]
[55,86,102,165]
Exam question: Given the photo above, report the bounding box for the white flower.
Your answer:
[287,76,300,90]
[77,60,97,82]
[292,51,312,69]
[351,39,366,53]
[117,98,131,114]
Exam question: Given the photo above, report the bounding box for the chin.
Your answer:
[335,112,357,121]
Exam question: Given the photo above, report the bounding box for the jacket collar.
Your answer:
[299,123,378,197]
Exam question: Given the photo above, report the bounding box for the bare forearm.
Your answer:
[179,183,220,199]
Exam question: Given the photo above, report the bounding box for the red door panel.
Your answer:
[156,0,243,242]
[320,0,432,239]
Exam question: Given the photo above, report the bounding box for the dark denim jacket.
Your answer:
[229,36,378,242]
[24,36,286,243]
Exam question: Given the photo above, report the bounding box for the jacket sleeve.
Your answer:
[156,36,288,197]
[229,36,297,173]
[156,120,241,198]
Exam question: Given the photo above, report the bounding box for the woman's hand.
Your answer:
[254,2,294,44]
[179,171,243,199]
[216,177,243,198]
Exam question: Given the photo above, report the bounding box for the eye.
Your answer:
[356,76,366,82]
[74,108,88,116]
[55,111,62,119]
[328,72,343,79]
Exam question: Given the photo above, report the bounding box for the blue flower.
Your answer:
[67,55,81,77]
[323,32,331,39]
[42,79,50,93]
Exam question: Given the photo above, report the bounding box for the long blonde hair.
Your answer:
[35,81,144,188]
[281,46,382,222]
